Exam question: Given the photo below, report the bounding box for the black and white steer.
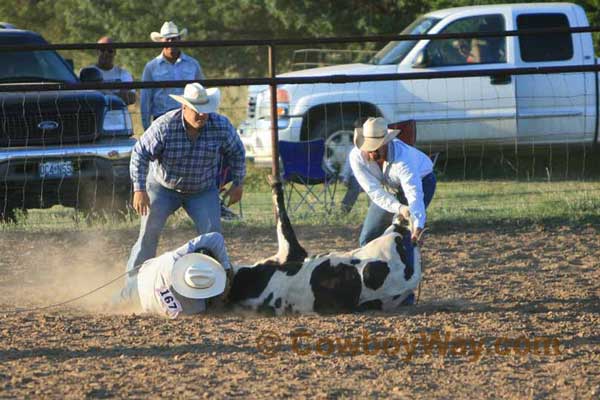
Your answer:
[229,180,421,314]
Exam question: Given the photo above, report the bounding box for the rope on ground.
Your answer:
[414,227,428,305]
[0,266,140,314]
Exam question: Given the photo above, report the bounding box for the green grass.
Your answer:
[429,181,600,228]
[2,173,599,233]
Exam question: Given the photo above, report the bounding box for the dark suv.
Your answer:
[0,28,135,221]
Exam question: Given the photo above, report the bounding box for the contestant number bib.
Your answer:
[156,287,183,318]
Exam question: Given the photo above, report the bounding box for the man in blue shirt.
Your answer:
[141,21,205,130]
[128,82,245,274]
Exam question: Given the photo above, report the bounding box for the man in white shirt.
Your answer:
[350,117,436,297]
[86,36,136,105]
[141,21,205,130]
[116,232,233,318]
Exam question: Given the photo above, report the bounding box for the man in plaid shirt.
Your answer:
[127,82,245,275]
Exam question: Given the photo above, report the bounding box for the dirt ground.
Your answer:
[0,223,599,399]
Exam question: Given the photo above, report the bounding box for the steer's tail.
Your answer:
[268,175,308,264]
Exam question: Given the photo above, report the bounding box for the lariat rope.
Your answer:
[414,227,428,305]
[0,265,143,314]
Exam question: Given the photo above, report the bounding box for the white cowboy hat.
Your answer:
[150,21,188,42]
[171,253,226,299]
[353,117,400,152]
[169,83,221,114]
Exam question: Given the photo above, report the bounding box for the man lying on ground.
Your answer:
[114,232,233,318]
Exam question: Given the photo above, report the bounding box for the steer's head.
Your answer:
[383,209,414,240]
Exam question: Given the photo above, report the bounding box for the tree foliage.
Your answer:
[2,0,600,79]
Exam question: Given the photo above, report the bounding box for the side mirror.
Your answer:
[412,49,429,68]
[65,58,74,71]
[79,66,103,82]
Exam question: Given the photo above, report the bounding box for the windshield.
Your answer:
[371,17,440,65]
[0,49,77,83]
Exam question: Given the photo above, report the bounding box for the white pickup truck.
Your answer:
[238,2,599,170]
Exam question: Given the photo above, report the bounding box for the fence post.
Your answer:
[268,45,280,182]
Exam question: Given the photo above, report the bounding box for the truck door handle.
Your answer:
[490,74,511,85]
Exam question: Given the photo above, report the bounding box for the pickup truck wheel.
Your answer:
[310,114,357,173]
[324,130,355,174]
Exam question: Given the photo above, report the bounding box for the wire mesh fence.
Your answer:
[1,23,599,227]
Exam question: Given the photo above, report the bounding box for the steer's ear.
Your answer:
[386,214,411,238]
[268,175,308,264]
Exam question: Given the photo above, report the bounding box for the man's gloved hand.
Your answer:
[397,205,425,245]
[398,205,411,222]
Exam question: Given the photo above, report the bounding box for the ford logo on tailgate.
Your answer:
[37,121,59,130]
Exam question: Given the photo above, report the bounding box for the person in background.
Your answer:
[127,82,245,277]
[452,39,477,64]
[141,21,205,130]
[86,36,136,105]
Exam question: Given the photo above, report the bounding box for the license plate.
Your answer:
[39,161,74,178]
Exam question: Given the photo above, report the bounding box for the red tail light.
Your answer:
[388,120,416,146]
[276,89,290,102]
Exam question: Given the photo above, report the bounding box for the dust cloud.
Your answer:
[0,231,130,313]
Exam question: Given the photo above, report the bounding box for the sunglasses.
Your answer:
[164,36,181,42]
[99,48,115,54]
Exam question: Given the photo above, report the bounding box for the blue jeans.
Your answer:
[359,172,437,262]
[126,176,221,276]
[359,173,436,306]
[341,175,363,213]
